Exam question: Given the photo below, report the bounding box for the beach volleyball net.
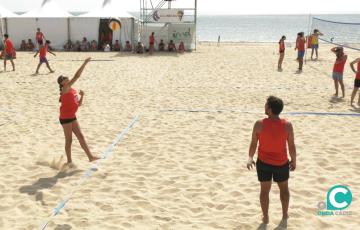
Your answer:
[311,17,360,51]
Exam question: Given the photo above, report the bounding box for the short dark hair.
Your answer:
[267,96,284,115]
[4,34,9,38]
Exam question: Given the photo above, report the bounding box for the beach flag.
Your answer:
[109,19,121,31]
[307,35,313,49]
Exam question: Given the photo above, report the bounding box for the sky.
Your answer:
[0,0,359,14]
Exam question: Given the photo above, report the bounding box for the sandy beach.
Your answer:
[0,43,359,229]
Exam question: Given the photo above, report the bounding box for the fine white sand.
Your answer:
[0,43,359,229]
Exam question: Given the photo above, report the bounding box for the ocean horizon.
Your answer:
[197,14,360,43]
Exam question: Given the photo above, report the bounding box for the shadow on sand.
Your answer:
[54,224,72,230]
[256,219,288,230]
[19,170,81,205]
[329,95,345,104]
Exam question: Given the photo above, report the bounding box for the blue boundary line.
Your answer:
[39,115,140,230]
[160,109,360,117]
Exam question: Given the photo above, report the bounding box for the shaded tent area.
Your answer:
[3,0,137,50]
[7,0,71,50]
[0,4,17,47]
[71,0,136,50]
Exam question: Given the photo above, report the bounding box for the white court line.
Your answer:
[40,115,139,230]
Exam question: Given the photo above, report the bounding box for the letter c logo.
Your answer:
[327,185,352,210]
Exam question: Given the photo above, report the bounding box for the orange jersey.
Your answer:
[39,44,48,58]
[258,118,289,166]
[333,56,347,73]
[279,40,285,52]
[60,88,79,119]
[297,38,305,51]
[5,39,14,54]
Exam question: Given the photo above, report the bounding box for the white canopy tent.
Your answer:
[0,4,17,46]
[70,0,136,49]
[7,0,71,49]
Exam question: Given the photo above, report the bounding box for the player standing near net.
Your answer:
[350,58,360,106]
[278,36,286,71]
[331,47,347,98]
[295,32,306,72]
[310,29,324,60]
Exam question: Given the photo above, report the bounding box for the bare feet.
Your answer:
[89,156,100,162]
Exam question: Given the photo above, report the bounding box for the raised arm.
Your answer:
[67,57,91,88]
[247,120,261,170]
[350,58,360,74]
[286,122,296,171]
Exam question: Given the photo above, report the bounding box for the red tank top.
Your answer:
[5,39,14,54]
[60,88,79,119]
[258,118,288,166]
[297,38,305,51]
[36,32,43,41]
[39,44,48,58]
[333,57,347,73]
[279,40,285,52]
[149,35,155,44]
[356,62,360,80]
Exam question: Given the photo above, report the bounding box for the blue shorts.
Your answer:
[332,72,343,81]
[312,44,319,49]
[298,51,305,58]
[40,57,47,64]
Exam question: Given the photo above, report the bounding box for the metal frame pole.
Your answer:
[194,0,197,51]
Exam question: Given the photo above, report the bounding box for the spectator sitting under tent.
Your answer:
[81,37,90,51]
[63,40,73,51]
[124,41,132,52]
[27,39,35,51]
[20,40,27,51]
[178,41,185,53]
[134,42,144,54]
[158,39,165,51]
[74,41,81,51]
[168,40,177,52]
[90,40,97,51]
[114,40,121,51]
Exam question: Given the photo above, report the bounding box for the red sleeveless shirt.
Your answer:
[60,88,79,119]
[258,118,288,166]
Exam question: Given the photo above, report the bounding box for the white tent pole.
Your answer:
[0,14,3,47]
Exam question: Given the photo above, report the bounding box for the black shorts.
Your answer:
[354,79,360,88]
[59,117,77,125]
[256,159,289,182]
